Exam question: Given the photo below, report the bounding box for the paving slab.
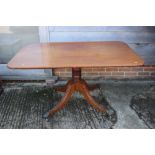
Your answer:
[0,82,116,129]
[0,80,155,129]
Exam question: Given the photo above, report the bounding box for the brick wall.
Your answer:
[53,66,155,80]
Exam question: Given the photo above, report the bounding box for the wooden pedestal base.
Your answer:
[44,68,106,118]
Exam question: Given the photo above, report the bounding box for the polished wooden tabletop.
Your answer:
[8,41,144,69]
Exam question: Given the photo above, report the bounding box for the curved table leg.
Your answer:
[79,81,106,112]
[44,82,74,118]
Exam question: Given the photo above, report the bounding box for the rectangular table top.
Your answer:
[8,41,144,69]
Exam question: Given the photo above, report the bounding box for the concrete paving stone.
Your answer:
[0,82,116,129]
[0,80,155,129]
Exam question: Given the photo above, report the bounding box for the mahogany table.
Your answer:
[8,41,144,118]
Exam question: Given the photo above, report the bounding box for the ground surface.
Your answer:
[99,80,154,129]
[131,86,155,128]
[0,80,155,129]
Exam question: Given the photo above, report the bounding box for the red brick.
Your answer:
[82,68,93,72]
[65,68,72,72]
[99,72,111,76]
[124,76,138,78]
[54,72,59,76]
[131,67,143,71]
[125,72,138,76]
[54,68,66,73]
[54,66,155,79]
[112,72,124,76]
[106,67,118,72]
[83,72,99,76]
[92,67,106,72]
[53,70,60,75]
[144,67,155,71]
[118,67,132,71]
[53,69,59,73]
[138,72,150,76]
[59,73,72,77]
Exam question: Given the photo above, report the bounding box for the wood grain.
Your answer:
[128,43,155,65]
[8,41,144,69]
